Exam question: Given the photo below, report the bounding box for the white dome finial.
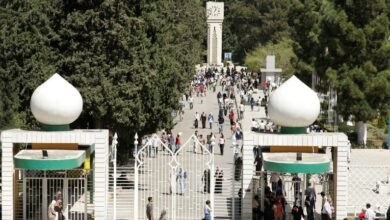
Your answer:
[30,73,83,125]
[268,75,320,127]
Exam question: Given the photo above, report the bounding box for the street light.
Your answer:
[134,133,138,148]
[133,133,139,158]
[133,132,139,220]
[111,132,118,220]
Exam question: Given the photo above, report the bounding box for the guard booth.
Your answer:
[0,132,108,220]
[240,76,349,220]
[242,133,348,220]
[13,144,93,220]
[0,74,110,220]
[252,150,334,210]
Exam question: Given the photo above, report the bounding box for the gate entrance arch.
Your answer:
[134,134,215,219]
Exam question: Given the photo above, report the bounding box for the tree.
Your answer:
[0,0,206,162]
[290,0,390,145]
[223,0,293,63]
[244,38,297,78]
[0,0,59,129]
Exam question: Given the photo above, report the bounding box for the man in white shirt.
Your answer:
[204,200,213,220]
[239,103,245,119]
[321,196,332,220]
[251,119,259,132]
[365,203,376,220]
[258,120,266,132]
[266,121,274,133]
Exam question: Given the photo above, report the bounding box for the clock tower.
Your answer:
[206,1,224,66]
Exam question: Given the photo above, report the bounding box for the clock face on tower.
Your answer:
[207,6,221,18]
[206,2,223,19]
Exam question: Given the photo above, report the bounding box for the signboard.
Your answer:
[224,52,232,61]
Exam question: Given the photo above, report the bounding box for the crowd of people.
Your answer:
[140,66,245,220]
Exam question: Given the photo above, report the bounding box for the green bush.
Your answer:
[377,116,387,129]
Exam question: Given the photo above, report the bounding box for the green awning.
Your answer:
[14,150,86,170]
[263,153,330,174]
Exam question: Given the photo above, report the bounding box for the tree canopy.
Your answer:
[0,0,205,162]
[1,0,389,152]
[222,0,293,63]
[290,0,390,122]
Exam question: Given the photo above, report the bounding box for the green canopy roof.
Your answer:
[14,150,86,170]
[263,153,330,174]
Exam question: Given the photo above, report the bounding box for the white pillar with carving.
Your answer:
[206,1,224,66]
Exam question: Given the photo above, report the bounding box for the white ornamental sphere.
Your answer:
[30,74,83,125]
[268,75,320,127]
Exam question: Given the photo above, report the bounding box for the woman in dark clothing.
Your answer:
[201,112,207,129]
[202,170,210,193]
[263,193,274,220]
[291,205,305,220]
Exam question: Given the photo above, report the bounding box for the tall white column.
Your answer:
[242,136,254,219]
[1,131,14,220]
[206,2,224,66]
[94,131,109,220]
[335,143,349,220]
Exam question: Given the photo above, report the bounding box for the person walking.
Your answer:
[201,112,207,129]
[146,197,154,220]
[175,133,181,154]
[208,112,214,129]
[365,203,375,220]
[219,133,225,155]
[168,133,175,153]
[48,191,63,220]
[177,168,187,195]
[254,155,262,174]
[239,103,245,119]
[193,130,198,153]
[202,169,210,193]
[322,196,332,220]
[229,110,235,125]
[194,112,200,129]
[291,205,305,220]
[169,171,176,195]
[250,97,255,111]
[209,132,215,153]
[218,115,224,134]
[199,134,205,154]
[273,198,284,220]
[215,168,223,193]
[189,95,194,109]
[204,200,213,220]
[292,174,302,201]
[253,195,261,220]
[152,136,159,157]
[305,185,316,220]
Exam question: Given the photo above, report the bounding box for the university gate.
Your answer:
[15,169,90,220]
[134,134,215,219]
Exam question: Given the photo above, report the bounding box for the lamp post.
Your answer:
[134,133,139,155]
[133,133,139,219]
[111,132,118,220]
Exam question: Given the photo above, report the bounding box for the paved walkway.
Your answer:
[171,83,240,219]
[107,82,241,220]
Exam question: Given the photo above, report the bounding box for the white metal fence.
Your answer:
[134,134,214,220]
[14,169,91,220]
[348,165,390,216]
[107,166,134,219]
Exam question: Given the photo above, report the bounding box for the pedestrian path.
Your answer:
[106,82,241,219]
[171,84,241,219]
